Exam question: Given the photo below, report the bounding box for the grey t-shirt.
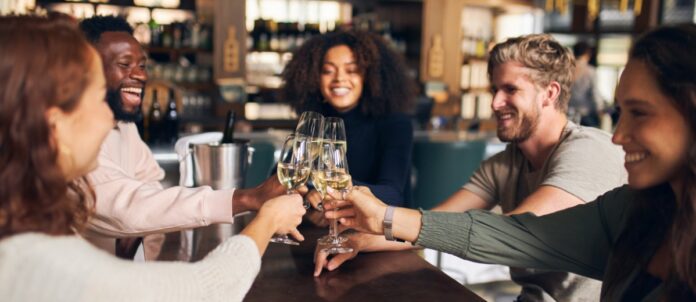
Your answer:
[463,122,627,302]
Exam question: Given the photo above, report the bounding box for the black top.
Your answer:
[321,103,413,206]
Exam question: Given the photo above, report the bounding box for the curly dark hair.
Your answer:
[79,15,133,44]
[602,24,696,300]
[0,14,93,239]
[281,31,415,116]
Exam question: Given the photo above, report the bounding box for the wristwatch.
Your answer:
[383,205,403,242]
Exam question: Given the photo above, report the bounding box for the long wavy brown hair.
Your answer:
[602,24,696,300]
[281,30,416,116]
[0,14,94,239]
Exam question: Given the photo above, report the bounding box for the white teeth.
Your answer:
[497,113,513,120]
[625,152,647,163]
[331,87,350,96]
[121,87,142,94]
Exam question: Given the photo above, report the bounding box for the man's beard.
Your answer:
[106,88,142,123]
[497,108,540,143]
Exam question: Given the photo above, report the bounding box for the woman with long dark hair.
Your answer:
[325,24,696,300]
[282,31,416,206]
[0,14,305,301]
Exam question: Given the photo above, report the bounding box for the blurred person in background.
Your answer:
[0,14,305,301]
[568,41,604,127]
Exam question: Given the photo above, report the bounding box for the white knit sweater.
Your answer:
[0,233,260,301]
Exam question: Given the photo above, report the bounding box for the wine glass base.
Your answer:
[321,246,354,255]
[317,235,347,245]
[270,236,300,245]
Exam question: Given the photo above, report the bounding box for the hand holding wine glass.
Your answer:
[271,134,311,245]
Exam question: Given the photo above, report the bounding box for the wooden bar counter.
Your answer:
[243,226,484,302]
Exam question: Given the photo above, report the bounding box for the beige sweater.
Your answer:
[0,233,260,301]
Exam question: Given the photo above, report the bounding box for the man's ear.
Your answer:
[542,81,562,108]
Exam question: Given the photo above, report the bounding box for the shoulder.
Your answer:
[0,233,100,269]
[557,123,622,157]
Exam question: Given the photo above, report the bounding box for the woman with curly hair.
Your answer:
[0,14,305,301]
[324,24,696,300]
[282,31,416,206]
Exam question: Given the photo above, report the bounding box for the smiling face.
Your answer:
[612,59,691,189]
[95,31,147,122]
[490,61,545,142]
[320,45,363,113]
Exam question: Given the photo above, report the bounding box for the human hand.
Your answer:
[324,186,387,235]
[305,189,324,211]
[314,231,384,276]
[256,193,306,241]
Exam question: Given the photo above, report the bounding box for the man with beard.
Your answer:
[314,34,627,302]
[78,16,287,260]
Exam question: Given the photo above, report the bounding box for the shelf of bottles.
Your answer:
[245,0,350,90]
[459,6,493,121]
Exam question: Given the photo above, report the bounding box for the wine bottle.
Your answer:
[220,110,236,144]
[164,89,179,144]
[147,90,163,144]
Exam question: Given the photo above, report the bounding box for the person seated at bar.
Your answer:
[316,34,627,301]
[77,16,291,259]
[0,14,306,301]
[281,31,416,207]
[323,24,696,301]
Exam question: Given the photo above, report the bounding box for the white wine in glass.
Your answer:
[271,134,310,245]
[277,162,311,193]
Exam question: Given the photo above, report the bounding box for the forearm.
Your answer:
[391,208,423,243]
[89,182,234,236]
[415,209,607,279]
[239,215,276,255]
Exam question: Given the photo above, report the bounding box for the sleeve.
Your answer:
[13,235,261,302]
[86,133,235,237]
[356,115,413,206]
[415,186,633,280]
[542,130,626,202]
[462,148,511,205]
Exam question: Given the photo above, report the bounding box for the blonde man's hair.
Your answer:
[488,34,575,113]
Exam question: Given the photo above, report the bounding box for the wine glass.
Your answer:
[271,134,311,245]
[295,111,324,208]
[316,117,353,254]
[295,111,324,161]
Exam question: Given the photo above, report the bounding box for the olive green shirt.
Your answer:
[416,186,664,301]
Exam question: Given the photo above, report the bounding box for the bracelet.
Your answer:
[383,205,403,242]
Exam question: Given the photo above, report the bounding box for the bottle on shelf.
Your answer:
[147,89,163,144]
[220,110,237,144]
[163,88,179,144]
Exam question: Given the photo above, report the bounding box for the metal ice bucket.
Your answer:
[188,140,254,261]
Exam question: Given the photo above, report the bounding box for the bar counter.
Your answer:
[244,226,484,302]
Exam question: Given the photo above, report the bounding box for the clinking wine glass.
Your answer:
[315,117,353,254]
[271,134,311,245]
[295,111,324,208]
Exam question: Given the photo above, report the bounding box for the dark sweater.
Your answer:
[321,103,413,206]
